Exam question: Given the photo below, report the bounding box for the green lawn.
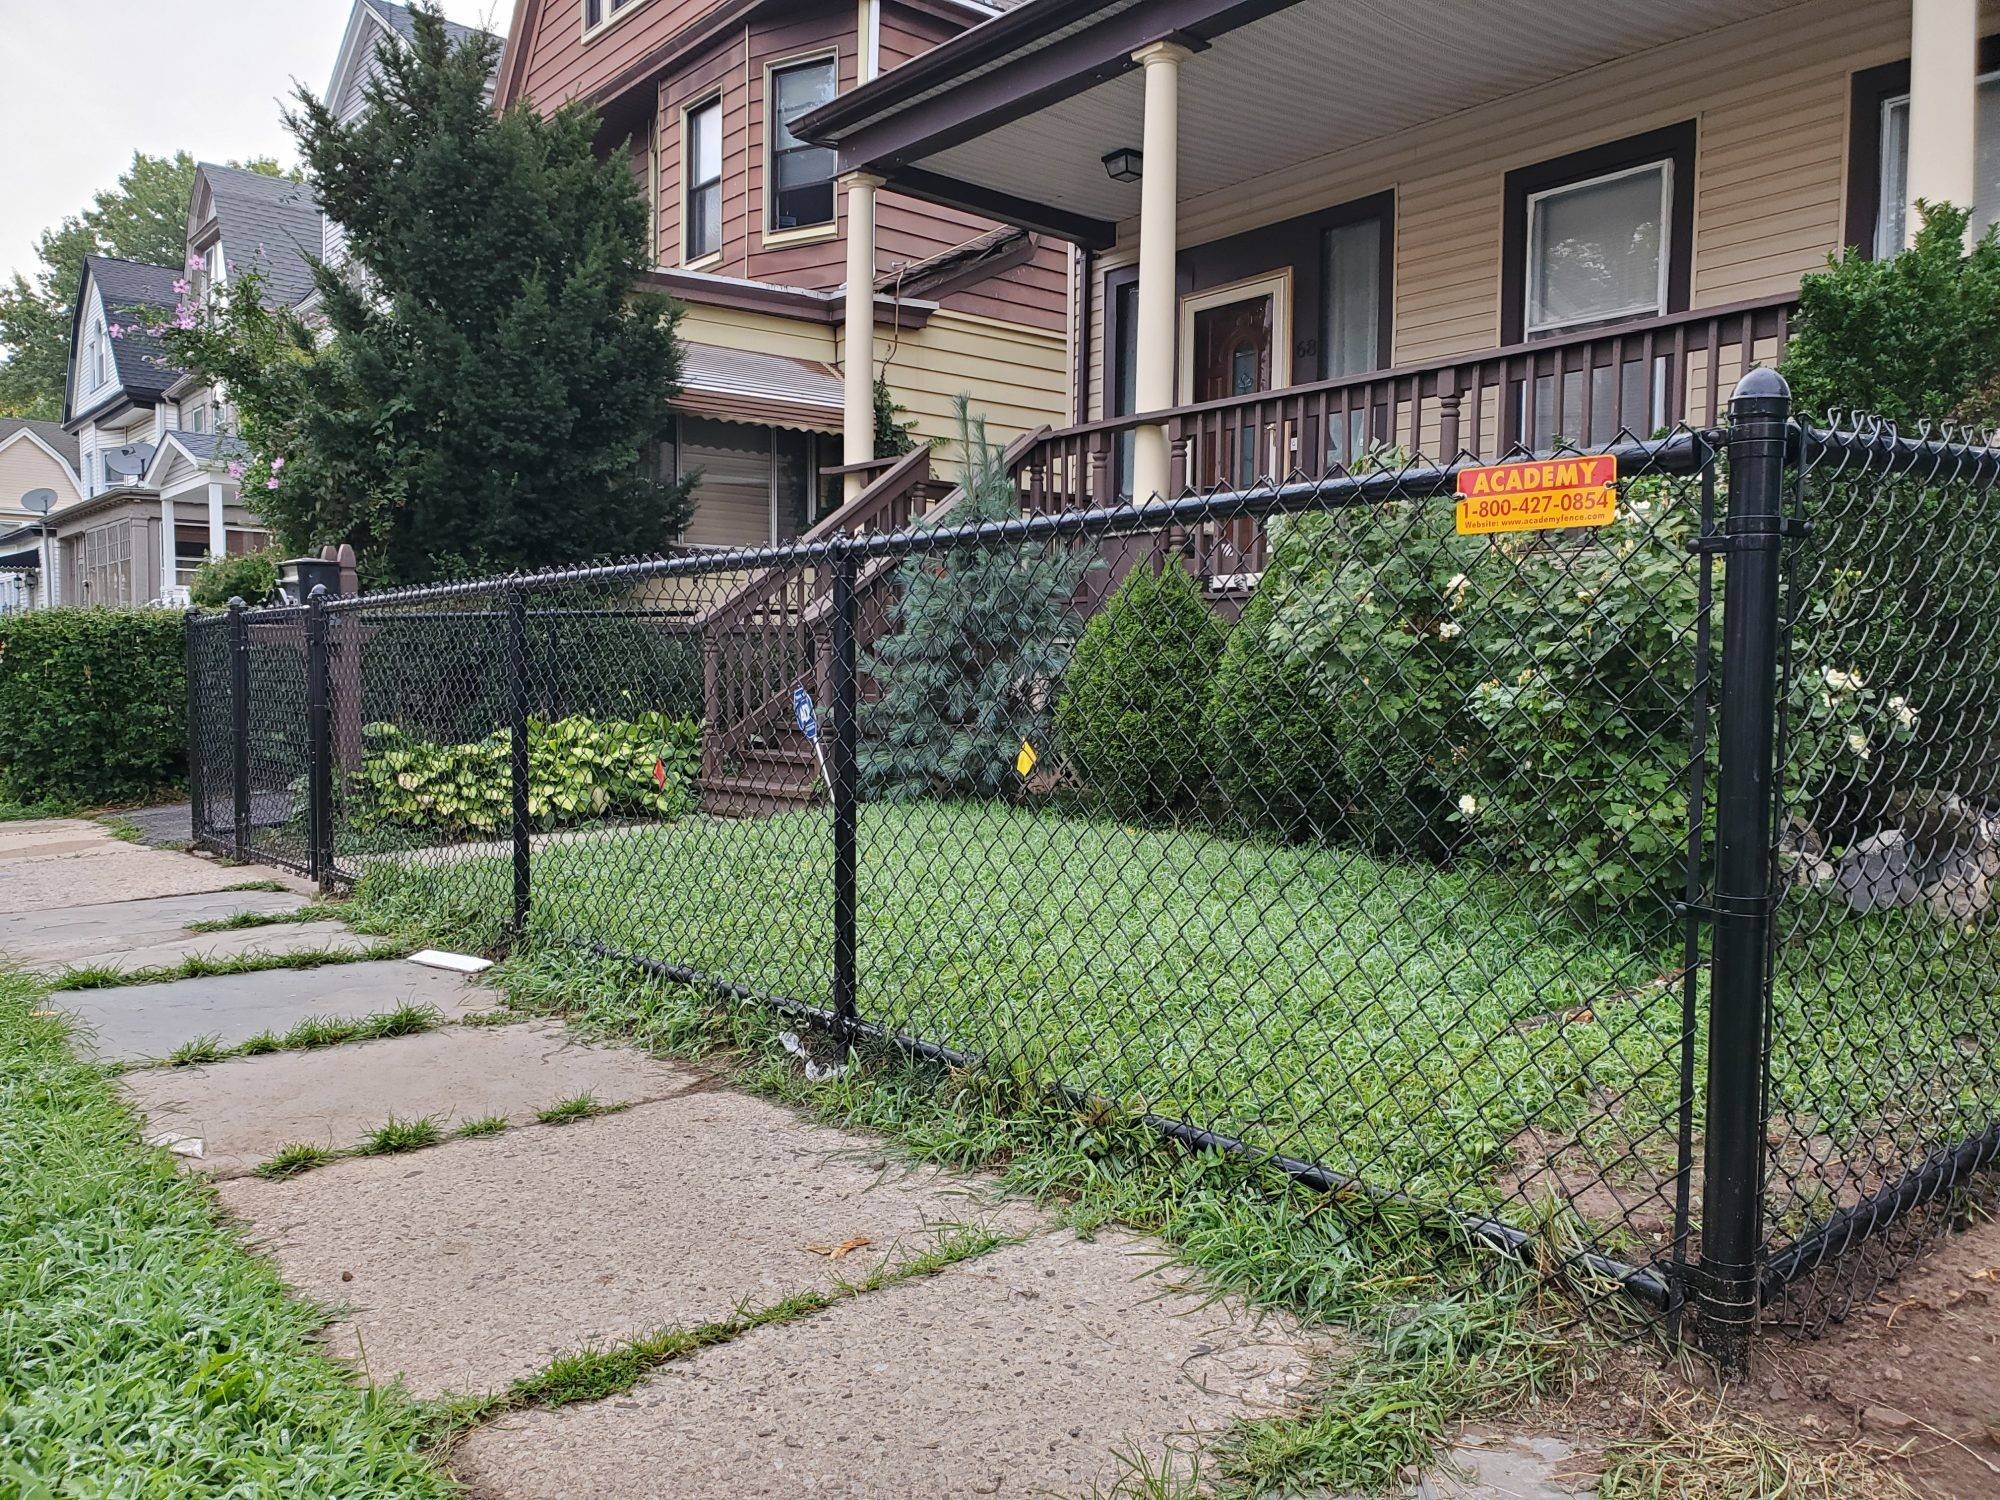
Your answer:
[353,799,2000,1255]
[0,969,452,1497]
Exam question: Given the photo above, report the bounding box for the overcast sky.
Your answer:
[1,0,505,287]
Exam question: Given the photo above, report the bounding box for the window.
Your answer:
[83,326,103,393]
[1108,272,1139,498]
[182,395,210,435]
[81,521,132,605]
[1502,123,1693,345]
[768,58,837,234]
[1524,160,1672,335]
[1320,218,1382,379]
[174,527,210,587]
[1874,71,2000,254]
[582,0,640,35]
[684,97,723,263]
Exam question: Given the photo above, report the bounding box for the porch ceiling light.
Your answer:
[1101,147,1143,183]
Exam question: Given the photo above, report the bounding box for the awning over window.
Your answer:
[673,343,844,434]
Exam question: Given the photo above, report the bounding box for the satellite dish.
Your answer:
[21,488,56,516]
[101,443,153,481]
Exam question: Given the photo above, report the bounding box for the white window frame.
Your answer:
[1175,270,1294,404]
[581,0,646,41]
[763,50,840,247]
[83,324,104,395]
[682,93,725,269]
[1875,66,2000,257]
[1522,158,1674,337]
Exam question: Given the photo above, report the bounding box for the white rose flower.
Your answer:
[1889,695,1917,728]
[1846,731,1872,760]
[1458,793,1480,817]
[1823,667,1865,693]
[1437,621,1463,640]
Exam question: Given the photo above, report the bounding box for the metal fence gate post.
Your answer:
[228,597,250,861]
[506,587,531,939]
[830,544,860,1057]
[305,586,333,891]
[1697,366,1792,1375]
[184,609,206,851]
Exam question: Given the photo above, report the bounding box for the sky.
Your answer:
[0,0,505,287]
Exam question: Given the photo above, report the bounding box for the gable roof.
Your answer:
[193,164,323,308]
[362,0,489,48]
[66,256,181,423]
[0,417,81,469]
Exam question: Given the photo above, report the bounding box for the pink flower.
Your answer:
[271,456,285,472]
[107,324,124,340]
[266,477,280,491]
[174,306,197,331]
[172,278,190,297]
[227,461,245,480]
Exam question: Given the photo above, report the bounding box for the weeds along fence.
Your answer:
[185,372,2000,1370]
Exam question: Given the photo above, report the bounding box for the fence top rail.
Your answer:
[1801,419,2000,482]
[281,429,1714,620]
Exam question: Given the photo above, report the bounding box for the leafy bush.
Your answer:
[351,712,699,837]
[861,401,1095,801]
[189,551,281,609]
[1782,202,2000,429]
[1055,559,1225,813]
[0,609,186,805]
[1208,475,1710,909]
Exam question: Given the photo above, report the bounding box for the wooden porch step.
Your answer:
[698,772,824,818]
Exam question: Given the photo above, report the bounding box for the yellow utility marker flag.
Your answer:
[1016,741,1039,777]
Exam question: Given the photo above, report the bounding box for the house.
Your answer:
[0,419,84,612]
[794,0,1998,555]
[492,0,1073,546]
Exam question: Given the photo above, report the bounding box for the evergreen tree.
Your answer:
[167,5,690,584]
[860,399,1092,801]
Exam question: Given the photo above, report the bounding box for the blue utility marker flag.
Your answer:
[792,686,820,742]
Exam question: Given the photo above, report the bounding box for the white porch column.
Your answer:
[159,494,176,597]
[841,171,883,502]
[1908,0,1980,243]
[206,480,227,558]
[1131,40,1189,504]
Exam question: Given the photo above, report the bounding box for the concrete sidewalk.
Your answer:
[9,818,1589,1497]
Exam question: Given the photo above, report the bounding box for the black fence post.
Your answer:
[305,585,333,892]
[1698,366,1792,1376]
[183,609,206,851]
[228,596,250,862]
[506,586,531,939]
[830,543,860,1059]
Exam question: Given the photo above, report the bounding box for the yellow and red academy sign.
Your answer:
[1453,455,1618,536]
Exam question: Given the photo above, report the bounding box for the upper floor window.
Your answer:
[583,0,640,35]
[768,57,836,235]
[182,395,210,435]
[83,326,105,393]
[1874,70,2000,254]
[685,97,723,263]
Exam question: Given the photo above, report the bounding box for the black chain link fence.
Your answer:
[185,375,2000,1369]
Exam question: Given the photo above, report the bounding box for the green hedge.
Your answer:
[0,609,187,807]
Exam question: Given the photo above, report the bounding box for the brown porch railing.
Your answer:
[1009,293,1797,584]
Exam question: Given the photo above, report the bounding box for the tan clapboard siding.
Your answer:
[1084,0,1995,390]
[676,303,838,361]
[849,309,1067,468]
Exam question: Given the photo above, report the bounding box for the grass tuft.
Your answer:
[456,1114,510,1138]
[533,1092,617,1126]
[358,1114,446,1156]
[184,903,345,934]
[46,944,403,993]
[166,1033,225,1067]
[258,1141,341,1179]
[223,879,293,894]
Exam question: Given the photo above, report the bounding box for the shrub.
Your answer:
[189,551,280,609]
[351,712,699,837]
[0,609,187,805]
[1055,560,1225,813]
[861,401,1095,801]
[1207,475,1709,910]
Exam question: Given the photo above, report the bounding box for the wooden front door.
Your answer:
[1190,292,1276,488]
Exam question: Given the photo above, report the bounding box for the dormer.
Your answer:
[183,163,321,312]
[63,256,180,432]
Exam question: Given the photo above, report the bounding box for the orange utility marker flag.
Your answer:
[1454,454,1618,536]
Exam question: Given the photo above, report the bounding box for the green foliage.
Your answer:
[1209,475,1708,908]
[1055,559,1225,814]
[0,609,186,805]
[1782,202,2000,428]
[160,7,691,584]
[861,400,1094,801]
[0,152,285,419]
[189,550,281,609]
[352,712,700,837]
[873,375,918,458]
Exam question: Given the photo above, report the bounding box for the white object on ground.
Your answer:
[779,1029,847,1084]
[408,950,493,975]
[149,1132,205,1158]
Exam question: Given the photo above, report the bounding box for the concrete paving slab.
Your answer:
[60,960,493,1063]
[122,1021,704,1177]
[113,803,193,849]
[1411,1431,1594,1498]
[217,1094,1044,1399]
[0,836,298,912]
[72,922,378,978]
[451,1229,1321,1500]
[0,888,310,966]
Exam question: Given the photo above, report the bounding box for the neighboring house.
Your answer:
[0,419,84,612]
[492,0,1072,546]
[797,0,2000,559]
